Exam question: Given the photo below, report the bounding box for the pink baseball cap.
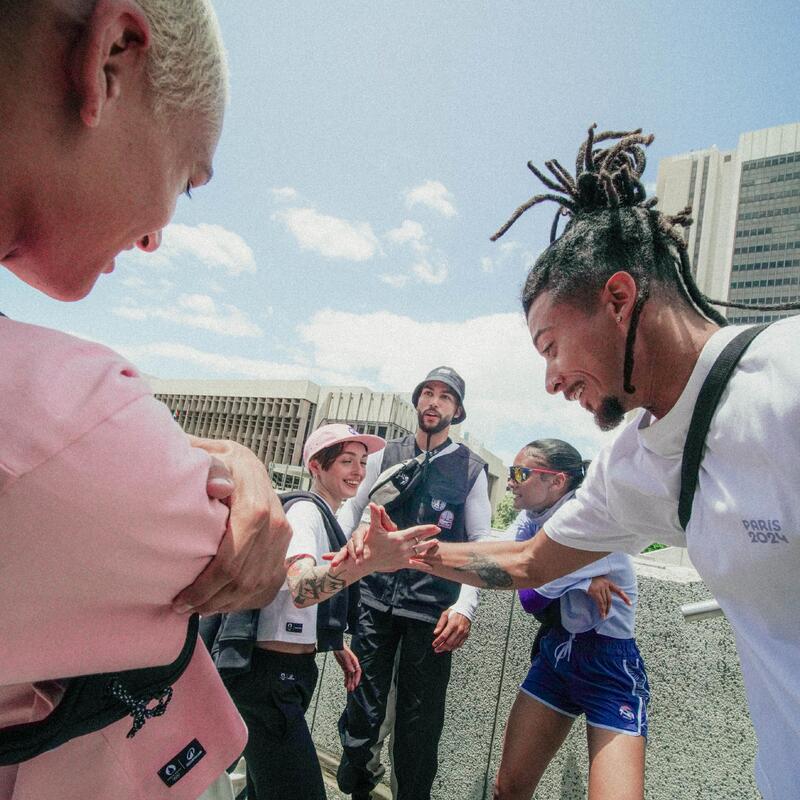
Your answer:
[303,423,385,468]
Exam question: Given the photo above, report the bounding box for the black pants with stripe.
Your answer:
[337,604,452,800]
[226,648,326,800]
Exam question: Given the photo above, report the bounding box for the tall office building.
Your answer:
[148,377,506,511]
[655,122,800,323]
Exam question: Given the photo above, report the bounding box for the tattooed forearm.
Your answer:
[454,555,514,589]
[287,562,349,607]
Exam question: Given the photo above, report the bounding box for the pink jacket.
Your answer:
[0,319,246,799]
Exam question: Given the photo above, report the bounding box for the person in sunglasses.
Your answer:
[495,439,649,800]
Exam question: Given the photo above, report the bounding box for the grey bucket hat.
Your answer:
[411,366,467,424]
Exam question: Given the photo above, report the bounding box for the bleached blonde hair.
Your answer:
[137,0,229,119]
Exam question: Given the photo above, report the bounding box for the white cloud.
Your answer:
[411,258,448,285]
[112,293,263,338]
[380,273,410,288]
[479,239,535,275]
[404,181,457,218]
[386,220,426,248]
[271,186,300,203]
[298,310,617,459]
[275,207,379,261]
[139,223,257,276]
[117,342,313,381]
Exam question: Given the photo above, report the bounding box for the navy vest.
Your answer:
[360,435,487,624]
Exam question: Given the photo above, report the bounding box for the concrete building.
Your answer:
[655,122,800,323]
[148,377,506,511]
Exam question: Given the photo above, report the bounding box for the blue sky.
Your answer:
[3,1,798,464]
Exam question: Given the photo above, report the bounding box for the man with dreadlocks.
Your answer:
[410,126,800,799]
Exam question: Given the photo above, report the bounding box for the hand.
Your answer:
[205,455,235,500]
[432,610,471,653]
[333,644,362,692]
[172,436,293,615]
[326,505,438,573]
[346,506,398,566]
[586,575,631,619]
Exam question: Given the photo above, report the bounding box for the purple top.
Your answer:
[518,588,552,615]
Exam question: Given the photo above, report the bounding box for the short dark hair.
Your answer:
[522,438,589,493]
[492,124,800,392]
[310,442,346,472]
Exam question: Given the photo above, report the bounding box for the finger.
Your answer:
[368,504,382,536]
[401,524,440,541]
[172,523,239,612]
[438,629,467,652]
[611,586,632,606]
[379,505,398,532]
[432,610,449,637]
[433,627,459,653]
[409,558,434,572]
[413,540,439,557]
[348,537,364,566]
[205,455,235,499]
[432,622,454,649]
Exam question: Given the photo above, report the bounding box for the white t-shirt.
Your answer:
[256,497,331,645]
[545,316,800,800]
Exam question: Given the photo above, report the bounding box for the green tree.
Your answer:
[492,492,517,531]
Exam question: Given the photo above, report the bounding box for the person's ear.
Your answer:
[70,0,151,128]
[308,458,322,480]
[601,271,638,326]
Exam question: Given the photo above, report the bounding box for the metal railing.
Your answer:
[681,598,724,622]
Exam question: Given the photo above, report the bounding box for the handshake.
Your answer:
[324,503,440,575]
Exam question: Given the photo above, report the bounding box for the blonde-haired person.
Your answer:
[224,424,438,800]
[0,2,292,798]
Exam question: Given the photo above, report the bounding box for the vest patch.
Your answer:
[158,739,206,786]
[286,621,304,634]
[431,498,446,511]
[437,510,455,529]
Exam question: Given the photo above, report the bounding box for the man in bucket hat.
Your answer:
[335,367,492,800]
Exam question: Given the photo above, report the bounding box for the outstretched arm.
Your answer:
[291,504,438,608]
[413,529,608,589]
[286,554,361,608]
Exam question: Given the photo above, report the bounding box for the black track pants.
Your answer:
[337,604,452,800]
[226,649,326,800]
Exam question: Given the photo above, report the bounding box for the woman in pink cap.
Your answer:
[224,423,439,800]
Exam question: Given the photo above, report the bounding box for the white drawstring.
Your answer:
[554,634,575,668]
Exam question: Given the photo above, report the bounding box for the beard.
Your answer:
[417,408,452,435]
[594,395,626,431]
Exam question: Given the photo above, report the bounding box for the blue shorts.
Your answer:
[520,626,650,737]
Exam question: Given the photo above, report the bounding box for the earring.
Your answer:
[616,314,622,323]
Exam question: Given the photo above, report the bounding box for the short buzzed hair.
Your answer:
[2,0,228,120]
[137,0,229,119]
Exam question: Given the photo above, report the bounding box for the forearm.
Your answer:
[424,532,608,590]
[287,558,365,608]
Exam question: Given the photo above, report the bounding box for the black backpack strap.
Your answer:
[279,491,358,651]
[678,324,769,530]
[0,615,199,765]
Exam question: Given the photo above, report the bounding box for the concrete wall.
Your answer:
[308,549,759,799]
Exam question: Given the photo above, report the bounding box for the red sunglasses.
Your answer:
[508,465,565,484]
